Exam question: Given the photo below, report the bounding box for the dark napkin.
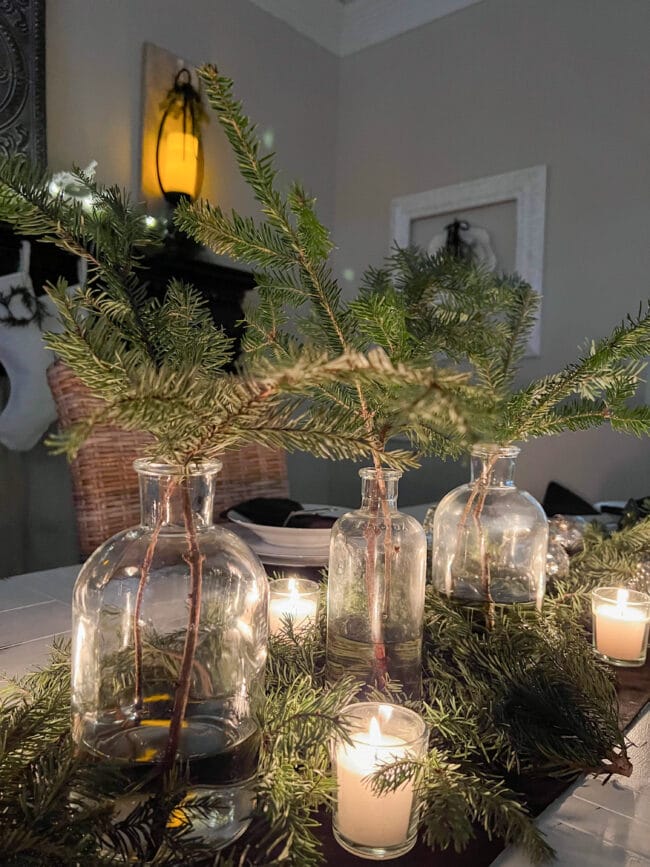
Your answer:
[542,481,598,517]
[224,498,340,529]
[223,497,303,527]
[284,512,338,529]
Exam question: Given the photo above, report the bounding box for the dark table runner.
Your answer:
[317,660,650,865]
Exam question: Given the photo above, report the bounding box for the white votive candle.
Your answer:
[592,587,650,667]
[332,703,428,860]
[268,577,319,637]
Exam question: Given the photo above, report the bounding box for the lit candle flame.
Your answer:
[369,716,382,743]
[616,588,630,609]
[288,577,298,599]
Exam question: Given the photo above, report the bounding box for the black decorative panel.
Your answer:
[0,0,46,163]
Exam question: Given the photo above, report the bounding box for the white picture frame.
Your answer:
[389,165,547,356]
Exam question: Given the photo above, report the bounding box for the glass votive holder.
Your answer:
[330,702,428,861]
[592,586,650,667]
[268,577,320,637]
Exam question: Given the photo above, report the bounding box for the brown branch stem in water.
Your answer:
[372,455,394,621]
[363,517,387,689]
[133,478,176,716]
[454,452,499,627]
[163,480,205,769]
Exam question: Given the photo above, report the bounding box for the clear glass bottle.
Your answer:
[71,459,269,847]
[326,468,426,698]
[431,444,548,609]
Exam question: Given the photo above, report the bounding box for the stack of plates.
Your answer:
[225,504,347,567]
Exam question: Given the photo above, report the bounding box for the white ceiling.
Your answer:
[248,0,485,56]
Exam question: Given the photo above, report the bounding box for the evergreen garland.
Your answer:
[0,531,636,866]
[551,515,650,610]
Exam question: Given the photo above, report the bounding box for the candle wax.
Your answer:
[335,729,413,848]
[594,600,649,661]
[269,593,317,636]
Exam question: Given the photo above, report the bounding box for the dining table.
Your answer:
[1,562,650,866]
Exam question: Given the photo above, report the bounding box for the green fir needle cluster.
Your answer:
[175,66,490,466]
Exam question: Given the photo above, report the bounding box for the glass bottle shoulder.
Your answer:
[75,521,267,597]
[435,482,547,523]
[331,506,425,539]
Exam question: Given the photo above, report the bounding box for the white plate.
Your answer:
[226,522,330,566]
[226,503,346,549]
[594,501,626,512]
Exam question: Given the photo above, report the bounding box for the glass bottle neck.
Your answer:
[359,468,401,512]
[136,462,219,531]
[470,447,519,488]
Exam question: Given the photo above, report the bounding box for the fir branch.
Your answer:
[0,157,159,363]
[370,751,552,863]
[500,308,650,444]
[547,516,650,608]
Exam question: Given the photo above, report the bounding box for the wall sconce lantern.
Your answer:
[155,68,206,206]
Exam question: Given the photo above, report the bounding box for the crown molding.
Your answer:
[247,0,343,55]
[247,0,485,56]
[340,0,484,55]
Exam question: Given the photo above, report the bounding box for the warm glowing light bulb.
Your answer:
[158,131,199,197]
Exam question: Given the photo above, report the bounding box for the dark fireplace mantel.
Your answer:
[0,225,255,360]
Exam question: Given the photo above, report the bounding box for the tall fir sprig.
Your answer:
[360,245,650,616]
[176,66,483,463]
[176,65,492,690]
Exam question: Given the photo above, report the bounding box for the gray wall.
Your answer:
[330,0,650,506]
[47,0,340,225]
